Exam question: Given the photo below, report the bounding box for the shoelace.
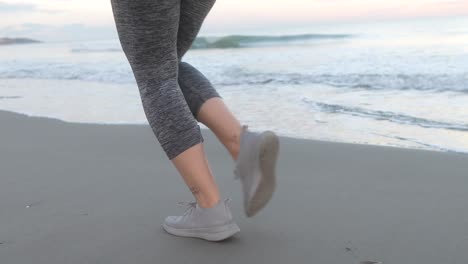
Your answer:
[177,198,232,214]
[177,201,197,207]
[177,201,197,217]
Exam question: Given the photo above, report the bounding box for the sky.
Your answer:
[1,0,468,41]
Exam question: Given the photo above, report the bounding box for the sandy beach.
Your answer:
[1,109,467,264]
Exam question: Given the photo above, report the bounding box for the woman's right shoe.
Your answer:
[162,198,240,241]
[234,125,280,217]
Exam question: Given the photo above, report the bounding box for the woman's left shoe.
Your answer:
[234,125,280,217]
[162,198,240,241]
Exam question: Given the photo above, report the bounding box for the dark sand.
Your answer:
[1,109,467,264]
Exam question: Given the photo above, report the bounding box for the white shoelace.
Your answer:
[177,201,197,217]
[177,198,232,214]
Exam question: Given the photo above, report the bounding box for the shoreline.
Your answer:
[0,107,466,156]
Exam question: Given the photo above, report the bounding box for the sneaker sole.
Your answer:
[245,131,279,217]
[162,222,240,242]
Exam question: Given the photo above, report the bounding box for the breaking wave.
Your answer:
[303,99,468,132]
[191,33,352,49]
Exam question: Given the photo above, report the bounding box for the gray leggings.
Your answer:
[110,0,221,160]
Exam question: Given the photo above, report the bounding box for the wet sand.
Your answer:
[1,109,467,264]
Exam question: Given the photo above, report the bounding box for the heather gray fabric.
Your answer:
[163,199,240,241]
[234,125,280,217]
[110,0,220,160]
[178,62,221,120]
[177,0,221,120]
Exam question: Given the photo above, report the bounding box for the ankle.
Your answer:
[229,143,240,161]
[196,194,221,208]
[229,125,245,161]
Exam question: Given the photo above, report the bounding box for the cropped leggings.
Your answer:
[110,0,221,160]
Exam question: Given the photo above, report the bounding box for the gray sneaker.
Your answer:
[162,198,240,241]
[234,125,279,217]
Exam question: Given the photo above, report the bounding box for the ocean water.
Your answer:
[1,16,467,153]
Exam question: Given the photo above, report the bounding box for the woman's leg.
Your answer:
[175,0,278,217]
[177,0,216,60]
[197,98,242,160]
[110,0,219,208]
[176,0,243,160]
[177,0,221,119]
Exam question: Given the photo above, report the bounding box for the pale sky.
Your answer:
[1,0,467,41]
